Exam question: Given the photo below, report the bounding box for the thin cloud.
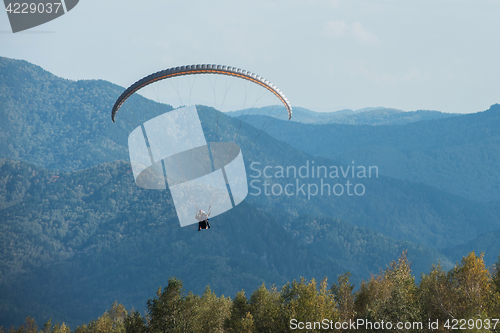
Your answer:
[348,60,397,84]
[324,20,348,38]
[324,20,380,45]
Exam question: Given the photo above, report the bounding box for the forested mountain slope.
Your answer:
[0,158,451,328]
[1,57,498,251]
[239,104,500,202]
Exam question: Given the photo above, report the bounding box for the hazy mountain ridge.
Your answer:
[443,229,500,266]
[226,105,455,125]
[239,105,500,202]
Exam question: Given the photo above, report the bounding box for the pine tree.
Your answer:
[249,284,282,333]
[124,311,146,333]
[197,286,231,333]
[147,277,188,333]
[224,291,254,333]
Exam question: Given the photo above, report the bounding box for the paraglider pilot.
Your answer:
[196,208,211,231]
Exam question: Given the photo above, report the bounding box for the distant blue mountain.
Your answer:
[238,104,500,202]
[443,229,500,266]
[226,105,455,125]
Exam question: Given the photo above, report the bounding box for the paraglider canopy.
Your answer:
[111,64,292,122]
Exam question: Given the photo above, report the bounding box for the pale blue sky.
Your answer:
[1,0,499,113]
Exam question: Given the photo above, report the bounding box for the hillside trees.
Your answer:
[354,252,421,332]
[247,284,282,333]
[223,291,254,333]
[3,317,70,333]
[6,251,500,333]
[492,255,500,316]
[419,252,498,332]
[281,277,338,332]
[75,302,127,333]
